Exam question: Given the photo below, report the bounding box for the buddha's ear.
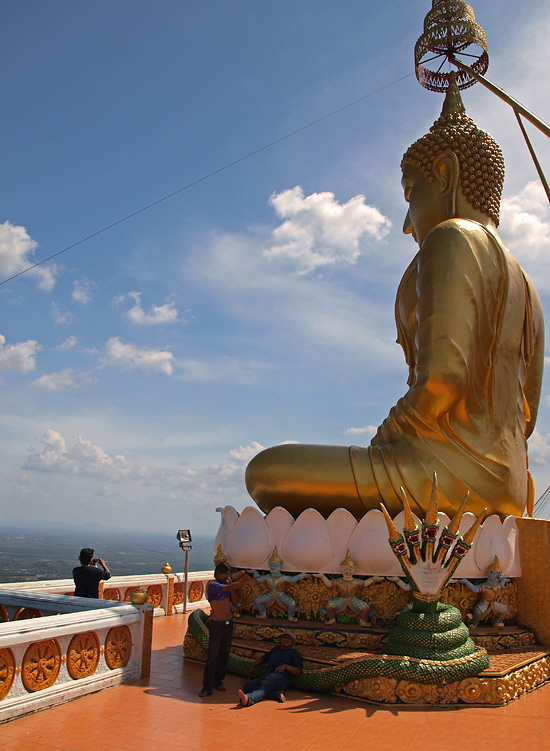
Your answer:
[431,150,460,197]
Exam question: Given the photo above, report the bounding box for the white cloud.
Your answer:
[94,485,115,497]
[50,302,74,324]
[30,368,94,392]
[500,182,550,257]
[23,429,148,479]
[0,221,57,291]
[499,181,550,291]
[528,429,550,465]
[202,442,268,480]
[174,357,270,385]
[187,231,401,369]
[205,460,241,478]
[343,425,377,438]
[228,441,265,462]
[55,336,79,351]
[101,337,174,375]
[72,279,94,304]
[116,291,181,325]
[0,334,40,373]
[264,186,391,274]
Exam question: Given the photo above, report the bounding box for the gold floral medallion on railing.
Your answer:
[67,631,100,680]
[14,607,43,620]
[102,588,121,601]
[105,626,132,669]
[173,582,184,605]
[22,639,61,692]
[146,584,162,607]
[0,648,15,700]
[188,581,204,602]
[0,605,8,623]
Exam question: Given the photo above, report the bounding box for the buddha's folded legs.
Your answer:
[245,443,380,519]
[245,441,526,520]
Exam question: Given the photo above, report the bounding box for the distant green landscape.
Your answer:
[0,524,215,584]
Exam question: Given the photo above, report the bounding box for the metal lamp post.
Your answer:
[176,529,192,613]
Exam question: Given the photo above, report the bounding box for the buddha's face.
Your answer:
[401,163,447,246]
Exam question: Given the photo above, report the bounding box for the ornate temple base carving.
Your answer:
[341,650,550,705]
[234,577,517,624]
[184,614,548,705]
[183,519,550,704]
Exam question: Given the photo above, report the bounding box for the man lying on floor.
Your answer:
[238,631,302,706]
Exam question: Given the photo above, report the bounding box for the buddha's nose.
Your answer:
[403,209,413,235]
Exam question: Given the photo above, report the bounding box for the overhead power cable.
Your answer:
[0,71,413,288]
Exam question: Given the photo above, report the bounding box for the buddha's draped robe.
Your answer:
[246,219,544,519]
[350,218,544,518]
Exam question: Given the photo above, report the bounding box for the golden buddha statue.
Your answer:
[246,76,544,521]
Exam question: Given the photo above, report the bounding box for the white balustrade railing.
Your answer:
[0,569,213,615]
[0,570,214,723]
[0,589,154,724]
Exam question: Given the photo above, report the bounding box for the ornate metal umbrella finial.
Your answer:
[415,0,489,92]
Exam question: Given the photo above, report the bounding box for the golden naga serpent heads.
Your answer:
[415,0,489,92]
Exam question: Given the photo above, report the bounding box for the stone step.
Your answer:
[232,616,537,653]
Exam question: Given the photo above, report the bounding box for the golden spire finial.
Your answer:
[340,549,355,568]
[269,546,282,564]
[214,544,228,563]
[441,72,465,116]
[486,555,502,573]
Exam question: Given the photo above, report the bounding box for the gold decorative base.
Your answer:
[341,649,550,706]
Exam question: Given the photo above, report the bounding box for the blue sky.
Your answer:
[1,1,549,534]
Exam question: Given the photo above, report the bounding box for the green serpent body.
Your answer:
[187,599,489,693]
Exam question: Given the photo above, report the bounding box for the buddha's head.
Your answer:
[401,74,504,245]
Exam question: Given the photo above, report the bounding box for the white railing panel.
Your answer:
[0,589,153,724]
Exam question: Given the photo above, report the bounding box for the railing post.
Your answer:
[133,603,154,679]
[165,574,174,616]
[183,549,190,614]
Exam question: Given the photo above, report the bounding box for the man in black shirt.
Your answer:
[73,547,111,598]
[238,631,302,706]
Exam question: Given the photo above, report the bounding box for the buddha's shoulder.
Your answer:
[421,219,501,262]
[425,218,494,244]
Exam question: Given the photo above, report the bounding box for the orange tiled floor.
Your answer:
[1,613,549,751]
